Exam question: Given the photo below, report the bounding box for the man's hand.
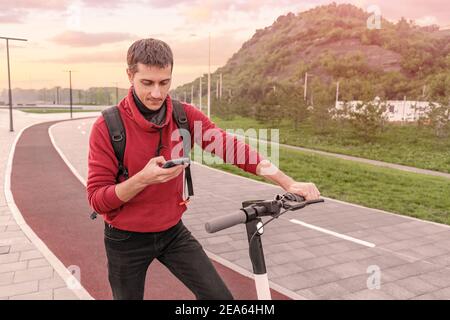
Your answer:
[256,160,321,201]
[115,156,187,203]
[285,181,321,201]
[137,156,187,186]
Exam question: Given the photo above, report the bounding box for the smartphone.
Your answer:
[162,157,190,169]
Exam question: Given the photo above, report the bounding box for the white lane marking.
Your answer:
[290,219,376,248]
[49,124,87,186]
[5,122,94,300]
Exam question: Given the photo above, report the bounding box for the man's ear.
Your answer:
[126,68,134,85]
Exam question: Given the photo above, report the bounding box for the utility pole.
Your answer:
[1,36,28,132]
[402,95,407,124]
[207,33,211,118]
[335,81,340,108]
[199,76,202,111]
[219,73,223,99]
[56,86,61,104]
[112,82,119,105]
[63,70,75,119]
[216,79,219,99]
[191,85,194,104]
[303,72,308,101]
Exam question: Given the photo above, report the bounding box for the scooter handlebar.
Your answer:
[205,210,248,233]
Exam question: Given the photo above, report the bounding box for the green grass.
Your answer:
[193,143,450,226]
[19,108,101,114]
[211,115,450,174]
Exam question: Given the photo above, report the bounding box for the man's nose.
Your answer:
[151,86,162,99]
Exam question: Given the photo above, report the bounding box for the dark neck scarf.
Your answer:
[132,89,167,126]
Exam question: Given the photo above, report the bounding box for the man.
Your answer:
[87,38,320,300]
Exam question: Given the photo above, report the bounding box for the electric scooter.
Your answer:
[205,192,324,300]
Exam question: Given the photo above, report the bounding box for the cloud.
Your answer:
[0,13,23,24]
[33,49,126,64]
[50,31,137,47]
[415,15,439,26]
[2,0,69,11]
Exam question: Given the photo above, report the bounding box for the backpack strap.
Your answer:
[171,100,194,199]
[90,106,128,220]
[102,106,129,182]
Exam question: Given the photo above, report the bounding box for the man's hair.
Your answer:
[127,38,173,74]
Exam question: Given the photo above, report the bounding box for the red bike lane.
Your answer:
[10,119,289,300]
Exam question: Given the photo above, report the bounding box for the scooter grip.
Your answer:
[205,211,248,233]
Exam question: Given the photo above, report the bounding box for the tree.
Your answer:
[426,100,450,138]
[345,99,388,141]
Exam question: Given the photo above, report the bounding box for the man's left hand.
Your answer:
[285,182,321,201]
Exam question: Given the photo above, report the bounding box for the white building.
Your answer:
[335,97,435,122]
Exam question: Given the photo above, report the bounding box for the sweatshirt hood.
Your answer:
[120,86,173,132]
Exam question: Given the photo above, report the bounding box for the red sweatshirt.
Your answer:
[87,87,264,232]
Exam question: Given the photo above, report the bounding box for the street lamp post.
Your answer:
[64,70,75,119]
[112,82,119,105]
[1,36,28,132]
[207,33,211,118]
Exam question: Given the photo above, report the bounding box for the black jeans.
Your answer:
[104,219,234,300]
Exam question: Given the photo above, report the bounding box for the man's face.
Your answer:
[127,63,172,111]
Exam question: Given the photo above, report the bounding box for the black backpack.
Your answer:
[90,99,194,220]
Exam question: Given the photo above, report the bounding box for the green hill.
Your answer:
[174,2,450,102]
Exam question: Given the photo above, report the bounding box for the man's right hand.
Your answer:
[137,156,186,186]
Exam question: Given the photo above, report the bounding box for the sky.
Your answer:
[0,0,449,91]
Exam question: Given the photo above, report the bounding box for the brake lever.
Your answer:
[282,198,325,211]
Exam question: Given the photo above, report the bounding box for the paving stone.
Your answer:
[273,268,341,291]
[28,258,50,268]
[417,269,450,289]
[10,289,53,300]
[325,261,368,279]
[39,276,67,291]
[342,288,395,300]
[13,266,54,283]
[334,274,374,293]
[382,262,440,282]
[0,252,20,264]
[394,276,440,296]
[9,242,34,253]
[0,246,10,255]
[0,261,28,274]
[378,282,417,299]
[295,256,336,271]
[0,272,14,286]
[267,263,302,278]
[19,250,44,261]
[0,281,38,298]
[53,287,80,300]
[297,282,351,300]
[5,225,21,232]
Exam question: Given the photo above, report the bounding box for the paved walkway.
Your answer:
[0,109,99,300]
[9,119,288,300]
[1,109,450,299]
[54,118,450,300]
